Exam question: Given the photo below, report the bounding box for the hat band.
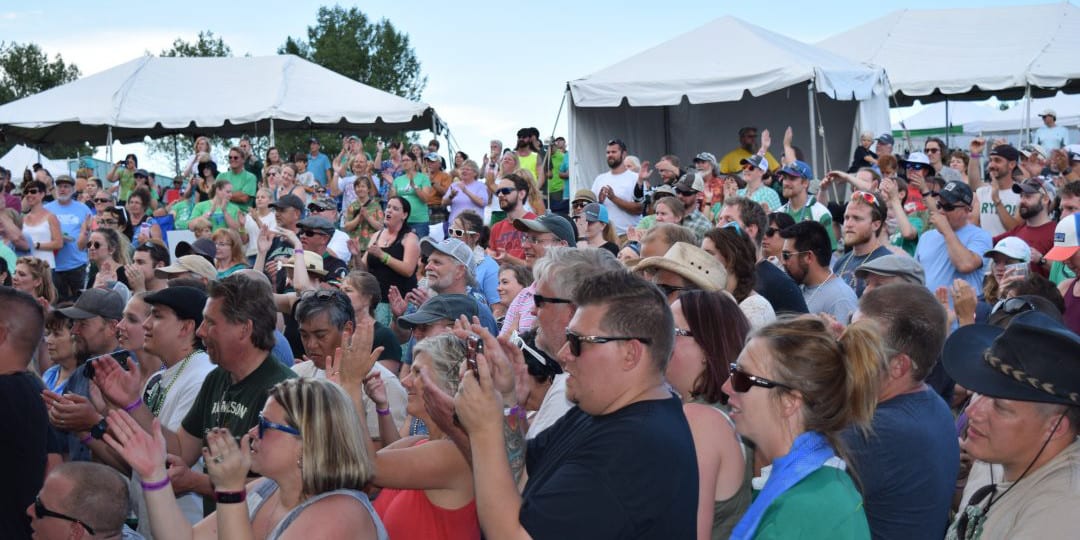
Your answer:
[984,351,1080,404]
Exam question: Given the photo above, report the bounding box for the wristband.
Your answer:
[971,153,983,158]
[80,434,93,445]
[381,253,390,264]
[293,248,304,255]
[506,405,528,420]
[140,477,171,492]
[376,407,391,417]
[123,397,143,413]
[214,490,247,504]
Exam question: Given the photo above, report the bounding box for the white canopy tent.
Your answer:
[0,144,71,180]
[566,16,890,191]
[818,3,1080,110]
[0,55,443,147]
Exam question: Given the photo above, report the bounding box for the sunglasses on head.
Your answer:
[728,363,793,393]
[448,228,477,238]
[533,293,572,308]
[564,329,651,356]
[258,414,300,439]
[34,497,94,534]
[851,190,881,207]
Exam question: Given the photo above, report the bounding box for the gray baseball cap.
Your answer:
[59,288,125,320]
[854,254,925,285]
[513,214,577,246]
[397,294,479,330]
[421,237,475,273]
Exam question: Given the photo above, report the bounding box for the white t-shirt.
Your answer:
[337,175,359,219]
[975,184,1020,238]
[292,360,407,441]
[590,169,641,235]
[328,229,351,265]
[527,373,573,440]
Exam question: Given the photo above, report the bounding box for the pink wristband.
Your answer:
[123,397,143,413]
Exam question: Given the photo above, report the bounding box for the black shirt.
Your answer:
[755,260,809,314]
[1,372,49,539]
[521,396,698,539]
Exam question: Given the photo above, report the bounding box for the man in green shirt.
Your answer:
[218,146,258,210]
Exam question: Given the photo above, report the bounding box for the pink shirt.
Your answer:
[499,283,537,337]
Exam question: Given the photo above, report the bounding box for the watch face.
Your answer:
[91,419,109,440]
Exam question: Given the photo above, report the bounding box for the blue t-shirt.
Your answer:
[841,387,960,540]
[915,224,992,297]
[44,200,92,271]
[271,329,295,367]
[474,255,501,306]
[307,151,333,187]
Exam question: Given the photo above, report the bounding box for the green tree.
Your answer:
[0,42,88,159]
[160,30,232,58]
[275,5,428,162]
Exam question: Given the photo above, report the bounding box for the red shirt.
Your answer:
[490,211,536,260]
[994,220,1057,277]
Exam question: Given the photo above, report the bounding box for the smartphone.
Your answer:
[1004,262,1029,279]
[465,335,483,379]
[83,349,132,379]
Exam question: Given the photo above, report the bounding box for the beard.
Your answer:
[607,155,623,169]
[843,227,873,249]
[498,194,518,211]
[1019,201,1043,220]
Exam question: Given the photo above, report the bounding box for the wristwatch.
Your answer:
[90,417,109,440]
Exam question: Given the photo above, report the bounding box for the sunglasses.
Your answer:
[34,497,94,534]
[511,333,551,367]
[905,163,931,172]
[258,414,301,439]
[924,148,941,154]
[851,190,881,207]
[728,363,793,393]
[780,250,810,261]
[765,227,780,237]
[229,155,243,160]
[938,202,960,212]
[572,201,589,209]
[564,329,651,356]
[93,197,111,203]
[994,297,1036,317]
[88,241,104,249]
[448,228,477,238]
[655,283,685,298]
[23,189,41,195]
[675,189,697,197]
[533,293,572,308]
[299,229,329,237]
[674,327,694,337]
[495,187,515,196]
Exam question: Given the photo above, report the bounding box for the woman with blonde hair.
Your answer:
[574,202,619,256]
[86,227,131,289]
[21,179,62,268]
[106,377,388,539]
[723,317,882,538]
[275,163,309,204]
[212,228,248,278]
[12,255,58,305]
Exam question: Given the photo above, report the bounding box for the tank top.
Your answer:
[690,397,754,540]
[247,479,389,540]
[1064,280,1080,335]
[367,228,418,301]
[22,216,56,268]
[975,185,1020,237]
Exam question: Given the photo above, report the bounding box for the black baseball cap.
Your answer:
[270,194,304,212]
[397,294,478,330]
[144,286,208,327]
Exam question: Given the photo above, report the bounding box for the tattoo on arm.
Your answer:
[504,412,528,485]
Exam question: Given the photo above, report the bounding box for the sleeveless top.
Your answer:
[1065,280,1080,335]
[690,397,755,540]
[23,217,56,268]
[367,228,417,301]
[247,478,389,540]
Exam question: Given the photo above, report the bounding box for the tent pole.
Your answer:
[269,118,276,147]
[807,81,819,179]
[1022,85,1032,144]
[945,99,950,148]
[106,126,113,162]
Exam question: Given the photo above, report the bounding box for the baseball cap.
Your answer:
[1011,177,1052,197]
[421,237,475,273]
[900,152,933,170]
[58,288,125,320]
[1038,109,1057,118]
[281,251,328,277]
[776,160,812,180]
[297,215,336,235]
[740,154,768,172]
[134,169,150,178]
[633,242,728,292]
[572,189,597,205]
[1044,213,1080,262]
[943,311,1080,406]
[308,137,320,144]
[1019,144,1047,159]
[938,181,974,207]
[270,194,304,212]
[989,145,1020,162]
[513,214,577,246]
[875,133,895,145]
[692,152,718,167]
[155,255,218,282]
[653,184,677,197]
[307,197,336,212]
[55,175,75,185]
[674,172,705,193]
[983,237,1031,262]
[144,286,208,327]
[424,152,440,162]
[396,294,479,330]
[175,238,215,264]
[582,202,609,224]
[854,254,925,285]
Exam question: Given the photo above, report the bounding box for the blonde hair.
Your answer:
[412,333,468,395]
[269,378,374,499]
[16,256,57,304]
[211,228,246,267]
[187,216,212,237]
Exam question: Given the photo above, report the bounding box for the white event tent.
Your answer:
[0,144,71,179]
[0,54,443,148]
[566,16,891,190]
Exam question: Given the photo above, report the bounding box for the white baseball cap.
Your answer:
[1045,214,1080,262]
[983,236,1031,262]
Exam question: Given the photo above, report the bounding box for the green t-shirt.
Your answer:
[0,242,15,277]
[189,200,244,231]
[216,169,258,209]
[753,466,870,539]
[548,150,566,194]
[890,215,924,257]
[170,199,195,230]
[116,169,136,201]
[1050,261,1076,285]
[393,173,432,223]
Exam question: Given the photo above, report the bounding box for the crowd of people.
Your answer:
[2,121,1079,540]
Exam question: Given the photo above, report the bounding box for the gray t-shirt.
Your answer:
[802,276,858,322]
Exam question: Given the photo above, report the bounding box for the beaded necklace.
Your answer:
[149,350,199,416]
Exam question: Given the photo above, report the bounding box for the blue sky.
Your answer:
[0,0,1058,173]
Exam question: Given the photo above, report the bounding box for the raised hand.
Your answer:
[760,129,771,152]
[453,341,505,437]
[783,126,793,149]
[202,427,252,492]
[363,372,389,409]
[326,322,378,390]
[935,286,958,328]
[257,224,274,254]
[104,411,168,481]
[952,279,977,325]
[387,286,408,318]
[93,355,143,409]
[404,287,430,308]
[970,137,986,154]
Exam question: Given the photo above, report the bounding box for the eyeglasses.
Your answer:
[675,189,697,197]
[307,205,331,213]
[728,363,793,393]
[98,219,119,226]
[449,228,477,238]
[34,497,95,534]
[765,227,780,237]
[655,282,685,298]
[229,155,242,161]
[258,414,301,439]
[533,293,572,308]
[565,329,651,356]
[23,189,41,195]
[494,187,515,197]
[88,241,103,249]
[994,297,1036,317]
[674,327,694,337]
[522,235,555,246]
[299,229,329,237]
[851,190,881,207]
[780,250,810,261]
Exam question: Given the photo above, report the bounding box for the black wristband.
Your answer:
[214,490,246,504]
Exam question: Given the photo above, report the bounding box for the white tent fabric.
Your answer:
[567,16,890,190]
[0,144,70,179]
[895,93,1080,134]
[818,3,1080,105]
[0,55,438,144]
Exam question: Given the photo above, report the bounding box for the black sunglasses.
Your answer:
[23,189,41,195]
[728,363,793,393]
[655,283,685,298]
[495,187,515,196]
[34,497,94,534]
[938,202,960,212]
[994,297,1036,317]
[88,241,104,249]
[533,293,572,308]
[299,229,329,237]
[675,189,697,197]
[565,329,651,356]
[93,198,111,203]
[765,227,779,237]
